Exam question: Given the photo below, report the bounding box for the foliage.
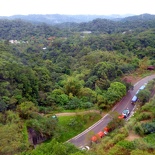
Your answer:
[143,133,155,149]
[64,97,82,110]
[134,122,144,136]
[63,77,84,96]
[117,140,135,150]
[141,98,155,117]
[106,82,126,105]
[141,122,155,135]
[50,89,69,106]
[107,112,125,130]
[0,123,29,155]
[26,115,58,137]
[17,101,38,119]
[56,112,101,142]
[136,112,153,121]
[137,89,151,106]
[0,100,8,112]
[107,145,130,155]
[1,16,155,154]
[23,139,87,155]
[130,149,154,155]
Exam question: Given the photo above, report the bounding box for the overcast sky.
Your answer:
[0,0,155,16]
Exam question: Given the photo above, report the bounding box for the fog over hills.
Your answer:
[0,14,134,25]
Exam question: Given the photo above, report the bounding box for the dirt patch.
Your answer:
[55,110,101,117]
[125,131,140,141]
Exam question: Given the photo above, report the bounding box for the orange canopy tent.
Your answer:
[91,136,98,142]
[97,131,104,138]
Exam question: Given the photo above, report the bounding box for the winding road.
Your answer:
[67,74,155,147]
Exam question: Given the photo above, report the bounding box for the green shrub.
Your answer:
[113,133,127,144]
[134,123,144,136]
[130,149,153,155]
[81,102,93,109]
[38,106,53,114]
[136,112,152,121]
[132,139,148,150]
[67,118,84,130]
[143,133,155,149]
[107,145,129,155]
[117,140,135,150]
[141,122,155,134]
[137,90,151,106]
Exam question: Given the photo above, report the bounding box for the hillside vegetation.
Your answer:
[0,14,155,154]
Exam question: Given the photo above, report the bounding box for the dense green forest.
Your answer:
[1,15,155,154]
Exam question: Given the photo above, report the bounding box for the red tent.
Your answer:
[97,131,104,138]
[91,136,98,142]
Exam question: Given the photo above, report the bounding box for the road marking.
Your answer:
[68,74,155,144]
[134,82,139,86]
[69,114,109,141]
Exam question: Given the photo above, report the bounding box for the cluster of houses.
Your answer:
[9,40,28,44]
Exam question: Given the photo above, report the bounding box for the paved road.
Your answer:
[68,74,155,147]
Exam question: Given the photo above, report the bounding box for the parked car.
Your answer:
[131,95,138,104]
[103,127,110,135]
[122,108,130,118]
[80,145,90,151]
[118,108,130,119]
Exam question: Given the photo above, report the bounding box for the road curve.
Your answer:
[67,74,155,147]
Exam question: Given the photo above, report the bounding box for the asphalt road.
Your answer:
[68,74,155,147]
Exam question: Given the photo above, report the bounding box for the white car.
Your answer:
[122,108,130,118]
[80,146,90,151]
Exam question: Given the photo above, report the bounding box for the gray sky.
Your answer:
[0,0,155,16]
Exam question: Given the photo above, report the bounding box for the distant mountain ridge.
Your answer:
[0,14,134,25]
[122,13,155,21]
[1,13,155,40]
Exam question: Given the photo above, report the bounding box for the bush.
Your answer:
[130,149,153,155]
[38,106,53,114]
[143,133,155,149]
[134,123,144,136]
[137,90,151,106]
[0,100,8,112]
[136,112,152,121]
[107,145,129,155]
[64,97,82,110]
[141,102,152,112]
[81,102,93,109]
[113,133,127,144]
[117,140,135,150]
[67,118,83,131]
[132,139,148,150]
[141,122,155,134]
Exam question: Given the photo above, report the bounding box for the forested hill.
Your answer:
[1,14,155,40]
[0,19,67,40]
[0,13,154,25]
[122,13,155,21]
[1,13,155,155]
[0,14,133,24]
[59,14,155,33]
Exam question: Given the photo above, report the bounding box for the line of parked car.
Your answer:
[90,107,130,145]
[131,83,147,104]
[90,126,110,143]
[81,83,147,150]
